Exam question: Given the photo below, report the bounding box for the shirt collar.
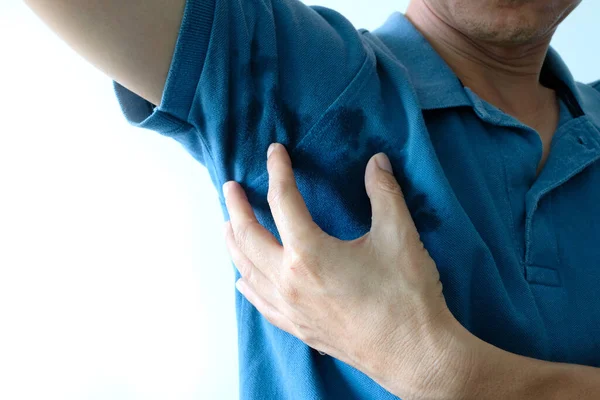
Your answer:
[372,13,590,118]
[372,12,470,111]
[541,47,585,118]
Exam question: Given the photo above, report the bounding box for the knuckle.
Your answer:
[231,251,247,275]
[285,244,327,283]
[287,249,316,278]
[291,321,310,342]
[228,245,249,276]
[280,281,300,304]
[288,241,310,259]
[264,307,278,326]
[289,256,309,275]
[267,181,289,205]
[289,233,326,260]
[376,175,404,198]
[241,262,254,283]
[234,220,258,250]
[295,329,310,343]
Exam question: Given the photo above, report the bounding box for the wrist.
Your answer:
[374,309,480,399]
[465,341,600,400]
[421,312,482,399]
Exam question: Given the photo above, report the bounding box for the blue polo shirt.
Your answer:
[113,0,600,398]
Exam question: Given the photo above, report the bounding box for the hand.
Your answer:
[223,143,475,398]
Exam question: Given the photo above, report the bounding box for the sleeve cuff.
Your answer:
[112,0,216,135]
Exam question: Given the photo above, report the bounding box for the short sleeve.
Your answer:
[113,0,368,184]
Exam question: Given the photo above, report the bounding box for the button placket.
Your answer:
[523,194,562,286]
[523,118,600,284]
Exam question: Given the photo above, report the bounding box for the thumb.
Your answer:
[365,153,417,243]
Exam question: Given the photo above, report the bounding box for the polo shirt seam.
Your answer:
[292,51,374,153]
[112,82,192,134]
[548,194,561,266]
[245,50,373,189]
[525,265,562,287]
[193,128,220,188]
[527,281,562,288]
[524,151,600,265]
[147,111,194,135]
[155,112,193,134]
[552,116,584,143]
[500,144,522,266]
[552,190,564,270]
[175,0,216,124]
[179,0,221,189]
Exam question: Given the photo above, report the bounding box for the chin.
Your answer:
[433,0,581,45]
[466,12,545,45]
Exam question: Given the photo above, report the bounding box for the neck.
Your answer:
[405,1,557,125]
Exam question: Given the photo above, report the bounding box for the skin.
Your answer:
[224,1,600,398]
[23,0,186,106]
[224,144,474,398]
[225,144,600,399]
[24,0,599,397]
[419,0,580,44]
[406,0,581,173]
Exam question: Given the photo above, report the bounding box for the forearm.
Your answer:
[375,318,600,399]
[464,341,600,400]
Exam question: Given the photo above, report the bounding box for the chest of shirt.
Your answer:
[236,63,600,365]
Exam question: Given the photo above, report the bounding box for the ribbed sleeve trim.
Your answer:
[159,0,216,123]
[113,0,217,133]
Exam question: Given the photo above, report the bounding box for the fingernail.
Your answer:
[267,143,279,159]
[223,181,233,198]
[375,153,393,173]
[235,279,245,293]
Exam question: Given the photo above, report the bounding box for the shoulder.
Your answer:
[576,80,600,99]
[575,81,600,129]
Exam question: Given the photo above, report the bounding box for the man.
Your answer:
[24,0,600,398]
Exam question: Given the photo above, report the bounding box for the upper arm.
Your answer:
[37,0,370,182]
[24,0,186,105]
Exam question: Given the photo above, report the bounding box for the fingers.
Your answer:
[266,143,321,247]
[225,221,283,307]
[235,278,298,335]
[364,153,418,243]
[223,180,282,282]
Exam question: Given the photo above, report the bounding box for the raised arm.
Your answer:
[24,0,186,105]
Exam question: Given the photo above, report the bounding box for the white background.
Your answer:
[0,1,598,399]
